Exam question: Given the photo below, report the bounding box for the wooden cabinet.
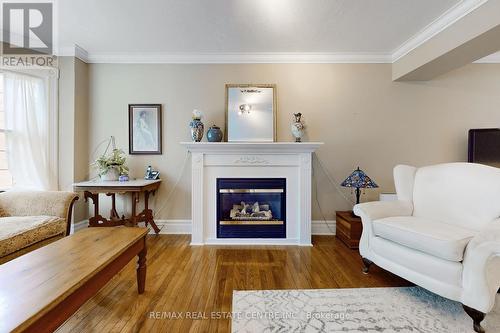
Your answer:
[336,211,362,249]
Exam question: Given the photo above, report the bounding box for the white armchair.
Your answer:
[354,163,500,333]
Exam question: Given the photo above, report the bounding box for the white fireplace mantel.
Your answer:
[181,142,323,246]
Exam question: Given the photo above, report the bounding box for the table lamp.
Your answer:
[341,167,378,205]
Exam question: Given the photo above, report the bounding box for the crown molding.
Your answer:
[74,44,89,63]
[86,52,392,64]
[392,0,489,62]
[59,48,500,65]
[56,44,89,63]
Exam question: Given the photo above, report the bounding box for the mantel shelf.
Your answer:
[180,142,323,153]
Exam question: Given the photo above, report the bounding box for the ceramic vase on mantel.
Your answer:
[190,118,204,142]
[207,124,223,142]
[190,109,205,142]
[291,112,305,142]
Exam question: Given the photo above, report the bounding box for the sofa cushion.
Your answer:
[0,216,66,258]
[372,216,477,262]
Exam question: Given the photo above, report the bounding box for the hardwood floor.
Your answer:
[56,235,411,333]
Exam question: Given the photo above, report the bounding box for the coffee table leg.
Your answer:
[137,242,147,294]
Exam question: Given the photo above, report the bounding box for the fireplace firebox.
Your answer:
[217,178,286,238]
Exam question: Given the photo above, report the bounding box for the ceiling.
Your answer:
[58,0,462,56]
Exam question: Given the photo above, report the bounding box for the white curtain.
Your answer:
[4,72,57,190]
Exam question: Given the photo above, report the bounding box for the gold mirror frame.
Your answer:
[224,84,277,142]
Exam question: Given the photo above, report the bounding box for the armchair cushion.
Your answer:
[373,216,477,262]
[0,216,66,257]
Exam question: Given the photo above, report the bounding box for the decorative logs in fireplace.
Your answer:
[217,178,286,238]
[230,201,273,220]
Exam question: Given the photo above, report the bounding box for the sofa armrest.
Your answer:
[0,191,79,235]
[462,220,500,313]
[353,200,413,221]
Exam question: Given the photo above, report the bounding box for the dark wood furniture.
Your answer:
[336,210,362,249]
[73,179,161,234]
[0,227,148,333]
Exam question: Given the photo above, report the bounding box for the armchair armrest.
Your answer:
[354,200,413,256]
[462,220,500,313]
[353,200,413,221]
[0,191,79,235]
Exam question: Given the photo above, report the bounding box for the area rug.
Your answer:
[232,287,500,332]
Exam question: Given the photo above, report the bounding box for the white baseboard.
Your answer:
[154,220,191,234]
[71,219,191,234]
[72,219,89,233]
[72,219,336,236]
[311,220,336,235]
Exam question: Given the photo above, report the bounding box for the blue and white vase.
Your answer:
[190,118,204,142]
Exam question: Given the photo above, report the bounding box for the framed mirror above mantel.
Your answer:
[225,84,277,142]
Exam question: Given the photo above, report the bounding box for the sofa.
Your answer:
[354,163,500,333]
[0,191,78,264]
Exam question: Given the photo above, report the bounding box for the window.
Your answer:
[0,74,13,189]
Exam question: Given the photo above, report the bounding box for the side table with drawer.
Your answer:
[335,211,362,249]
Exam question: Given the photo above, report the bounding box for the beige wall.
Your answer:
[58,56,89,222]
[86,63,500,221]
[73,58,90,221]
[58,56,75,192]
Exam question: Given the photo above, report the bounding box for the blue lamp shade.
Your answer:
[341,167,378,205]
[341,167,378,189]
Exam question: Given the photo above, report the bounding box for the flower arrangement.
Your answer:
[92,148,129,178]
[192,109,203,120]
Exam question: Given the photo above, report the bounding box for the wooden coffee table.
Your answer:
[0,227,148,333]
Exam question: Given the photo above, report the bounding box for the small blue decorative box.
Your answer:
[119,175,129,182]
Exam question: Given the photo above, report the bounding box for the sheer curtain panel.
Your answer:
[4,72,57,190]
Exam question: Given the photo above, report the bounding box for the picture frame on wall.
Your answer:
[129,104,162,155]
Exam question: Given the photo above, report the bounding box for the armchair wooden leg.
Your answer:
[463,305,486,333]
[361,258,373,274]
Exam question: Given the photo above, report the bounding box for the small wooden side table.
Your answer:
[73,179,161,234]
[336,211,362,249]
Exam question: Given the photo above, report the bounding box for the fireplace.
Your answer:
[183,142,322,245]
[217,178,286,238]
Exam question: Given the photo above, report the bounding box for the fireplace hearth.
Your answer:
[217,178,286,238]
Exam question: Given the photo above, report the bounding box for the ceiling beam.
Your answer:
[393,0,500,81]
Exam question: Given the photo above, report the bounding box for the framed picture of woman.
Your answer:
[129,104,162,155]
